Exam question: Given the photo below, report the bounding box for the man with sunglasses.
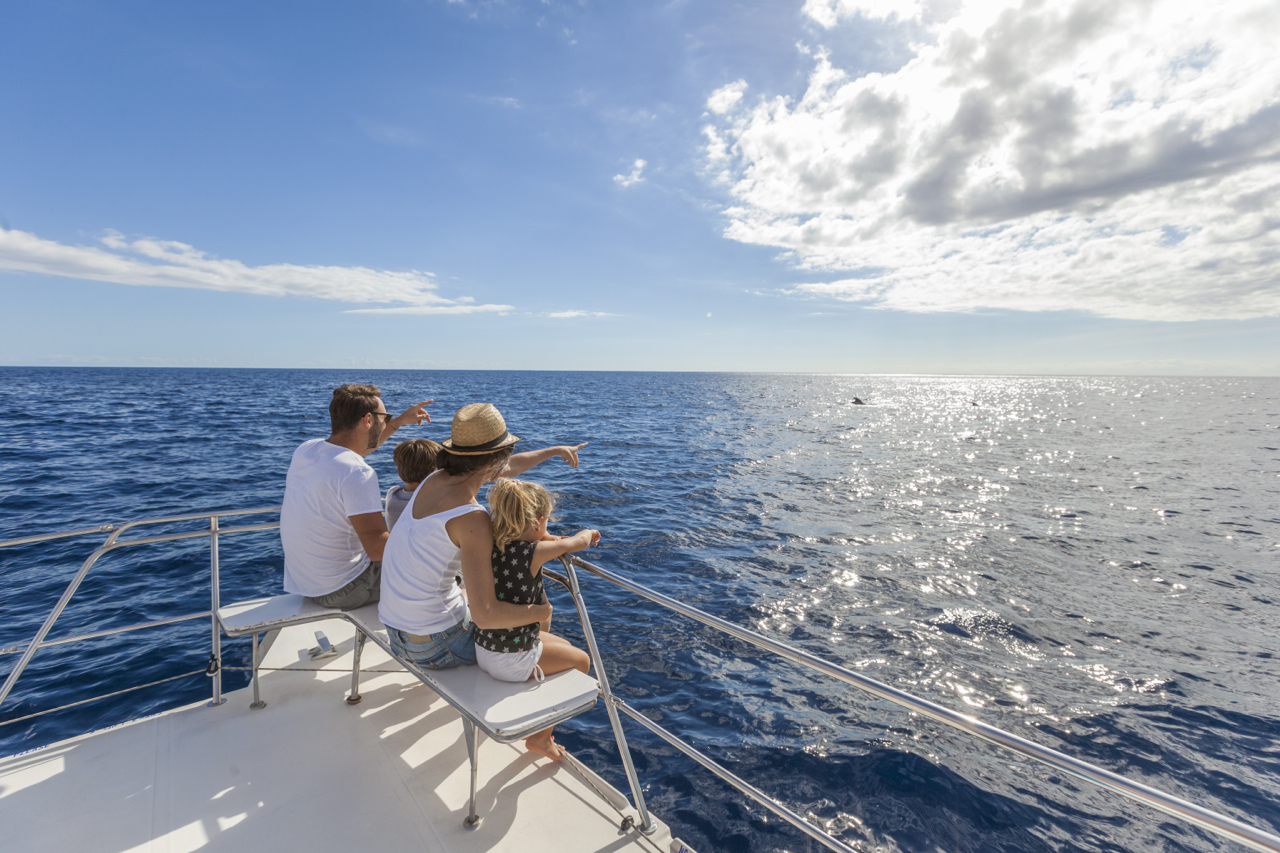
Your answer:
[281,384,432,610]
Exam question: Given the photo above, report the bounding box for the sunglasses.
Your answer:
[368,411,393,424]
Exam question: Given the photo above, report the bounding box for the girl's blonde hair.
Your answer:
[489,479,555,552]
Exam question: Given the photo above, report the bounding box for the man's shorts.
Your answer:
[306,561,381,611]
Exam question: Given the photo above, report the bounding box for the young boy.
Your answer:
[385,438,442,532]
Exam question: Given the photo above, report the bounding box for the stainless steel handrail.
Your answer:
[562,554,1280,853]
[0,506,279,550]
[100,506,280,548]
[0,508,280,713]
[543,566,656,835]
[0,611,211,656]
[0,523,126,549]
[615,699,851,853]
[0,669,208,728]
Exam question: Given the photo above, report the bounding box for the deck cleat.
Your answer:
[307,630,339,660]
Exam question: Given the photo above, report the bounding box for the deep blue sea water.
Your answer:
[1,368,1278,853]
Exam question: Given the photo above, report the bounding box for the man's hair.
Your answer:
[394,439,441,484]
[436,446,513,479]
[329,384,382,434]
[489,479,554,552]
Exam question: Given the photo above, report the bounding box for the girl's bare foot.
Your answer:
[525,732,564,761]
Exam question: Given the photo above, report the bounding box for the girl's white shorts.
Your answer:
[477,640,544,683]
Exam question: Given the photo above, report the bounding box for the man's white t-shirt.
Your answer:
[281,439,384,597]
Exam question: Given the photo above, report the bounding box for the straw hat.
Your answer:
[442,403,521,455]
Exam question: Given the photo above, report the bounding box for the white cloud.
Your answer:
[802,0,924,27]
[0,227,510,313]
[707,80,748,115]
[706,0,1280,321]
[613,159,648,188]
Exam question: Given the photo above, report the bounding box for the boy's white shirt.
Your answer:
[384,483,415,532]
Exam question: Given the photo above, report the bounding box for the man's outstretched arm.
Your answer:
[373,399,433,451]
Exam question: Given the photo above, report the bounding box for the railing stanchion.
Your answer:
[250,633,266,710]
[560,557,655,835]
[208,516,225,707]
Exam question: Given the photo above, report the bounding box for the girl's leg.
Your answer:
[536,631,590,675]
[524,632,590,760]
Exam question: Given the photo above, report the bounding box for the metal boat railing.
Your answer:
[2,513,1278,853]
[552,555,1280,853]
[0,507,281,715]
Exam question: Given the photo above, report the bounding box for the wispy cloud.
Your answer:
[545,310,613,318]
[347,304,514,315]
[471,94,522,109]
[613,159,647,188]
[0,227,511,313]
[705,0,1280,321]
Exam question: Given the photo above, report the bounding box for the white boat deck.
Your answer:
[0,618,676,853]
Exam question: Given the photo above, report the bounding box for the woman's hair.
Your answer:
[329,383,382,433]
[489,479,554,552]
[393,438,441,484]
[436,445,513,479]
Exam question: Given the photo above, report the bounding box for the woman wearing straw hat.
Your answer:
[378,403,586,678]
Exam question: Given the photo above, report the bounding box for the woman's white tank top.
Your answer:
[378,501,487,635]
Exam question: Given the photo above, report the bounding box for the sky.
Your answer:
[1,0,1278,375]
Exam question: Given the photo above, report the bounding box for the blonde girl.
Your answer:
[480,479,595,761]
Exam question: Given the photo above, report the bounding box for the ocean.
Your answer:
[1,367,1277,852]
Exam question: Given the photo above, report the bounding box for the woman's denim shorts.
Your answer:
[387,612,478,670]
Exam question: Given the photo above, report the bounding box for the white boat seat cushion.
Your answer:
[216,595,600,741]
[217,594,340,634]
[344,603,599,739]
